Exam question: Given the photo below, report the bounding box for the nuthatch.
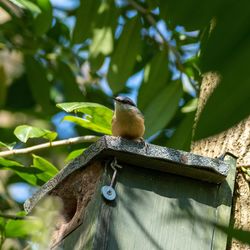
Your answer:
[112,96,145,140]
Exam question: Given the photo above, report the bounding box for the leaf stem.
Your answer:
[0,135,99,158]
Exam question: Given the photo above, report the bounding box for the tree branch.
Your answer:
[129,0,199,92]
[0,135,99,158]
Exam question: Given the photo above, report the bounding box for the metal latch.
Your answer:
[101,158,122,201]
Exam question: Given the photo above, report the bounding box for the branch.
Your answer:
[0,135,99,157]
[129,0,199,92]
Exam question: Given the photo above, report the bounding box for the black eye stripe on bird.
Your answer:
[113,96,136,107]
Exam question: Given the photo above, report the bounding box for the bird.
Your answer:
[112,96,145,140]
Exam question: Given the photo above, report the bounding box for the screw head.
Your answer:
[101,186,116,201]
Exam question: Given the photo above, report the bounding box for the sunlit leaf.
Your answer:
[57,102,113,133]
[144,81,183,138]
[64,116,111,135]
[138,49,169,111]
[33,0,53,35]
[9,0,41,15]
[14,125,57,143]
[0,157,23,168]
[107,16,142,93]
[0,141,16,150]
[5,218,42,238]
[72,0,100,43]
[89,0,118,64]
[181,98,198,113]
[32,154,58,182]
[0,157,42,186]
[65,148,85,163]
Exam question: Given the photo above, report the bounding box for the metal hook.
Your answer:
[101,158,122,201]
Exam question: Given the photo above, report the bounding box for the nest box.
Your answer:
[24,136,236,250]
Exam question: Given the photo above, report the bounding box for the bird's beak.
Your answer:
[112,96,118,101]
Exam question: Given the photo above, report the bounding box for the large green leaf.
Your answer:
[14,125,57,143]
[107,16,142,93]
[166,111,195,151]
[32,154,58,182]
[0,157,42,186]
[0,141,16,150]
[25,56,54,113]
[89,0,118,63]
[0,157,23,168]
[158,0,225,30]
[72,0,101,43]
[65,148,85,163]
[138,49,169,110]
[64,116,111,135]
[57,61,83,101]
[57,102,113,133]
[9,0,41,15]
[144,81,183,138]
[5,218,42,238]
[195,1,250,139]
[33,0,53,35]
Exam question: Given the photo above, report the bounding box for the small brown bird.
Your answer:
[112,96,145,140]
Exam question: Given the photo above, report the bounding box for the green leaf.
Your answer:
[0,141,16,150]
[166,111,195,151]
[5,218,42,238]
[0,157,42,186]
[72,0,101,43]
[57,61,83,101]
[65,148,85,163]
[14,125,57,143]
[107,16,142,93]
[32,154,58,182]
[25,56,54,113]
[89,0,118,61]
[181,98,198,113]
[33,0,53,35]
[159,0,225,30]
[9,0,41,15]
[0,157,23,168]
[57,102,113,133]
[64,116,111,135]
[138,49,169,110]
[195,2,250,140]
[144,81,183,138]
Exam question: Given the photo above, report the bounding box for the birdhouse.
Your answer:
[24,136,236,249]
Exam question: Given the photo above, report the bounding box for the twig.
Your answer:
[0,135,99,157]
[129,0,199,92]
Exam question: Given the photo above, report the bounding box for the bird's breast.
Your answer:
[112,110,145,139]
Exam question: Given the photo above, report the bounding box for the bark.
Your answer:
[191,72,250,250]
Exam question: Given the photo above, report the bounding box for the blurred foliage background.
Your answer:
[0,0,250,248]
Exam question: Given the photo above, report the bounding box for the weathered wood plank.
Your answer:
[53,156,235,250]
[24,136,229,214]
[212,155,237,250]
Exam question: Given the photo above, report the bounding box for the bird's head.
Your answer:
[113,96,137,111]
